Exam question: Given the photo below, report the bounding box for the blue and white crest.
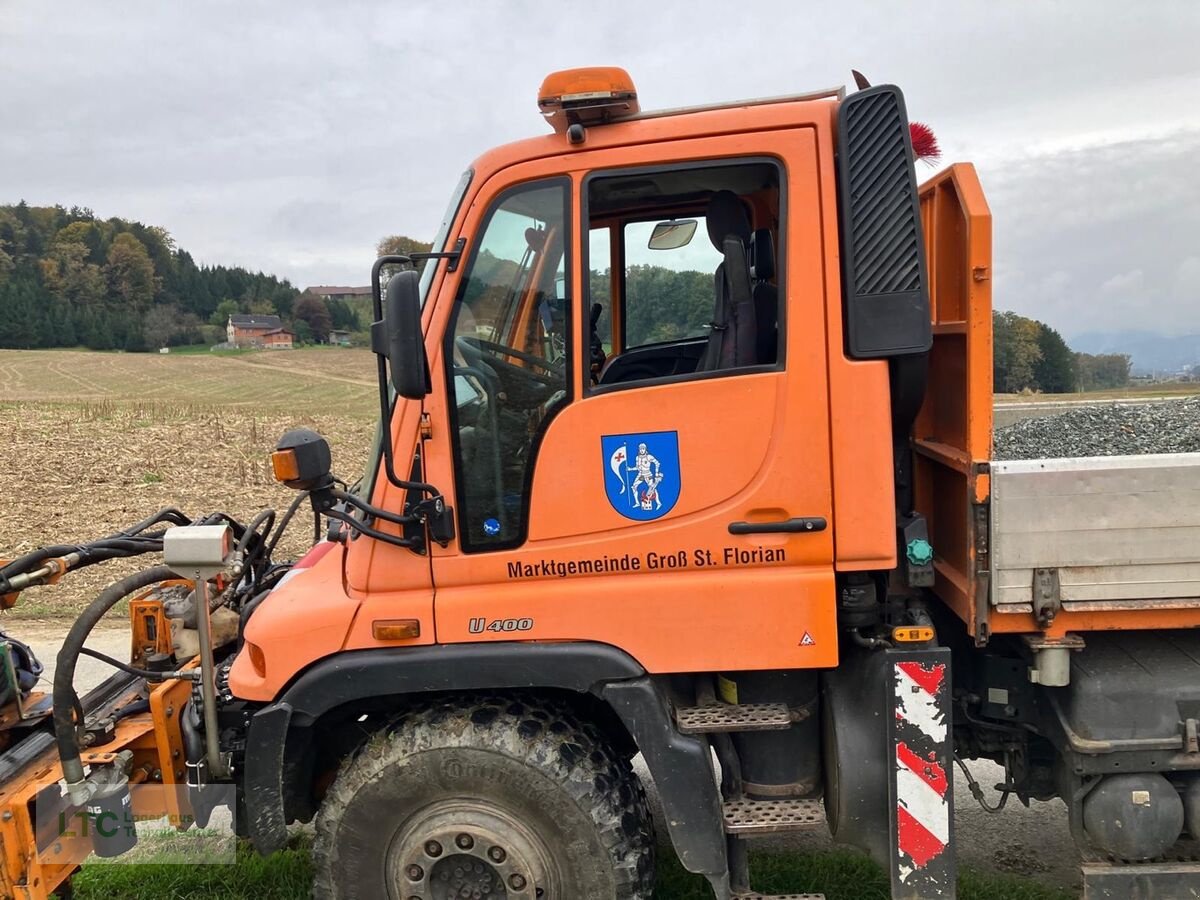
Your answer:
[601,431,680,521]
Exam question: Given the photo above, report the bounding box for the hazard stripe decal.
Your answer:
[896,660,945,696]
[896,741,949,800]
[888,648,955,898]
[896,804,948,870]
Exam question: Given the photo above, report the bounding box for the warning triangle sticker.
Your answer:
[800,632,816,646]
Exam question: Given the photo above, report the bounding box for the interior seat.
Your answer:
[697,191,757,372]
[750,228,778,365]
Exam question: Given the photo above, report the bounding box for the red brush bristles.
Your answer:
[909,122,941,164]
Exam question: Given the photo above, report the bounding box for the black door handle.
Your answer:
[728,517,827,535]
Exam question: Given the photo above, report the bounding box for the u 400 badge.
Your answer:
[468,617,534,634]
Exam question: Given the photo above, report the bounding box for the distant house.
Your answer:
[306,286,372,304]
[260,329,294,350]
[329,329,352,347]
[227,315,294,350]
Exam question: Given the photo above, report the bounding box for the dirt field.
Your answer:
[1,348,379,615]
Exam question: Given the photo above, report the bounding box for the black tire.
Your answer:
[312,693,655,900]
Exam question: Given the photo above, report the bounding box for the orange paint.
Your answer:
[914,164,994,640]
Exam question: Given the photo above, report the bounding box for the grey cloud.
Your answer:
[982,128,1200,335]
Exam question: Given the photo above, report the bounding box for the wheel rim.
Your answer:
[386,798,559,899]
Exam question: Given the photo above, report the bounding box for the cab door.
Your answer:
[424,131,837,674]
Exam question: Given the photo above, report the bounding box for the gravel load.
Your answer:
[994,397,1200,460]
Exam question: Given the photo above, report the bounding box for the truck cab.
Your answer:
[226,67,967,899]
[235,71,918,692]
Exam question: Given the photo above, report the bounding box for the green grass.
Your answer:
[70,839,1077,899]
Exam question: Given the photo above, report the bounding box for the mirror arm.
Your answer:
[322,507,424,551]
[329,488,420,526]
[407,237,467,273]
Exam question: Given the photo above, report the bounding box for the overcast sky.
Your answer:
[3,1,1198,338]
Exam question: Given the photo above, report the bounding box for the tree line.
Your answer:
[994,310,1130,393]
[0,202,307,350]
[0,202,374,351]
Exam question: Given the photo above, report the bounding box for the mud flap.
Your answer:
[888,647,955,899]
[244,702,292,855]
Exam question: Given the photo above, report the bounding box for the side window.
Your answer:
[446,180,570,551]
[587,161,782,389]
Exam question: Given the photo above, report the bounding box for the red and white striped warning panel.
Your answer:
[888,649,955,899]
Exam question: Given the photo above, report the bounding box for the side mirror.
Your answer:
[383,270,428,399]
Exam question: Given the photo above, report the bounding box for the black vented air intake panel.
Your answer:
[836,85,932,359]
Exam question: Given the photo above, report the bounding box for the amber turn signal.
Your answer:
[246,641,267,676]
[270,449,300,483]
[373,619,422,641]
[892,626,935,643]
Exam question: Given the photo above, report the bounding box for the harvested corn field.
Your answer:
[1,348,378,615]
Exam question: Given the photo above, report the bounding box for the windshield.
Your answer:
[359,169,473,500]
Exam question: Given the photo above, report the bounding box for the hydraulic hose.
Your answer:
[78,647,193,682]
[263,491,309,561]
[54,566,174,797]
[0,507,190,584]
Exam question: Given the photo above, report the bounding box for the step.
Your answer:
[675,702,792,734]
[733,894,825,899]
[722,797,825,835]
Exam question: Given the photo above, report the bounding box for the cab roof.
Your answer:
[468,85,847,187]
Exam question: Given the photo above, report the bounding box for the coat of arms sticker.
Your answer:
[600,431,681,521]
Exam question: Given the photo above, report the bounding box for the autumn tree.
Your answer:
[105,233,157,309]
[40,238,105,305]
[376,235,432,259]
[993,311,1044,393]
[377,234,433,279]
[294,292,332,343]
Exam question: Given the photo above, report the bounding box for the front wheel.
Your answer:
[312,695,655,899]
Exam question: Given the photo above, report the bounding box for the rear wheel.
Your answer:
[312,694,654,899]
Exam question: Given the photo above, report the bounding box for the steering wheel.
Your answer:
[455,336,559,389]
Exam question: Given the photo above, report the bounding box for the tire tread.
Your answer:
[311,692,655,899]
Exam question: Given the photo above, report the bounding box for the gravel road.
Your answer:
[15,622,1083,891]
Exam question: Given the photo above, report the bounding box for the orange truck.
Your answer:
[3,67,1200,899]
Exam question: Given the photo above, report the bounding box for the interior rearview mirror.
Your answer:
[384,270,429,399]
[647,219,697,250]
